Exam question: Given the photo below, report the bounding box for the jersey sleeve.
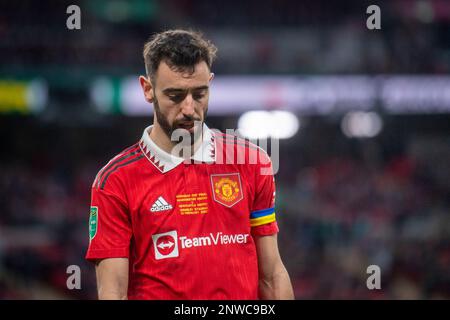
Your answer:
[250,150,279,237]
[85,176,132,262]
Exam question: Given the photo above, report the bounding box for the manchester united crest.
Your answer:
[210,173,243,207]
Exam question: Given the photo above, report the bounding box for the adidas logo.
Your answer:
[151,196,173,212]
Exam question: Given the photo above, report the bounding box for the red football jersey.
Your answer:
[86,124,279,299]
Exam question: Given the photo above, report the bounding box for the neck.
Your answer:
[149,123,203,159]
[149,123,175,154]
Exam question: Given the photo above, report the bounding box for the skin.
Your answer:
[95,258,128,300]
[255,234,295,299]
[95,60,294,300]
[140,60,213,155]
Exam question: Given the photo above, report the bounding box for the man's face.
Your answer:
[142,60,213,143]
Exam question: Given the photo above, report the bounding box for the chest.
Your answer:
[129,164,254,235]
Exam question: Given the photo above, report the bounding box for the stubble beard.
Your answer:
[152,94,208,147]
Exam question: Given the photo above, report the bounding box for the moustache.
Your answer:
[174,118,202,128]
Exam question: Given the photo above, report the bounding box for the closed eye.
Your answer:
[193,93,206,101]
[163,87,208,103]
[168,94,186,103]
[192,89,208,101]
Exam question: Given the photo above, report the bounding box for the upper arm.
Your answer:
[250,150,279,237]
[95,258,129,300]
[86,175,132,299]
[86,179,132,262]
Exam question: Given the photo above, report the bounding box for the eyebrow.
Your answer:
[162,85,209,94]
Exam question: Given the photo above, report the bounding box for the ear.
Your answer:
[209,72,215,82]
[139,76,154,103]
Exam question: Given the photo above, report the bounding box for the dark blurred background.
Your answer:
[0,0,449,299]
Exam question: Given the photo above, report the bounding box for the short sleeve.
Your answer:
[250,151,279,237]
[85,184,132,262]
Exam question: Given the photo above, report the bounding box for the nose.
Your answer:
[181,93,195,117]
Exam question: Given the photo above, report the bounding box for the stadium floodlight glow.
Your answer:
[270,111,300,139]
[238,111,271,139]
[0,79,48,114]
[90,78,114,113]
[341,111,383,138]
[238,110,299,139]
[27,79,48,114]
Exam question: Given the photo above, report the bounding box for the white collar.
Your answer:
[139,124,216,173]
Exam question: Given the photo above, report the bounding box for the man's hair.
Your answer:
[143,29,217,80]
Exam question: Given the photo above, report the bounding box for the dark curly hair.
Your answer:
[143,29,217,81]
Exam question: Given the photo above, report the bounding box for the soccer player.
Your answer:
[85,29,294,300]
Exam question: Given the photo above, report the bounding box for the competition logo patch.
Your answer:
[152,231,179,260]
[210,173,243,207]
[89,206,98,241]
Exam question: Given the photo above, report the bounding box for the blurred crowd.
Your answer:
[1,0,449,76]
[0,152,97,298]
[278,137,450,299]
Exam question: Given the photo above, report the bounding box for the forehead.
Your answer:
[154,60,211,90]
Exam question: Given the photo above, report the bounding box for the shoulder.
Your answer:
[212,131,272,166]
[92,142,145,191]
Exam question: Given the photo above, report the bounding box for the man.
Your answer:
[85,29,294,300]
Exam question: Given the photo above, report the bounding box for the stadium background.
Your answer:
[1,0,449,299]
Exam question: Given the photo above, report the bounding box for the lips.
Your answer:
[177,119,202,129]
[177,122,194,129]
[174,122,195,134]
